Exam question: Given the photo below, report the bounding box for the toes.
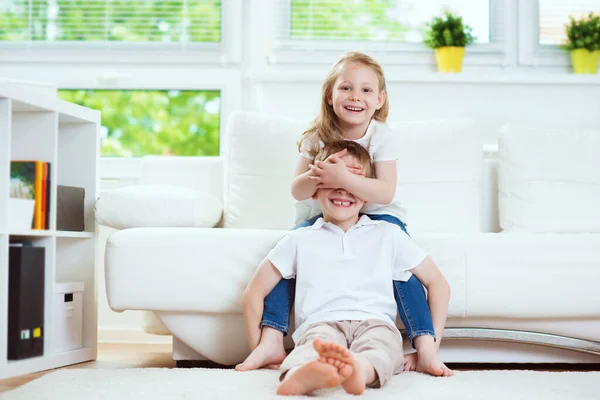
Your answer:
[313,337,324,352]
[338,363,353,379]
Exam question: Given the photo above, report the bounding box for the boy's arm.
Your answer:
[241,257,284,350]
[310,158,396,205]
[410,256,451,352]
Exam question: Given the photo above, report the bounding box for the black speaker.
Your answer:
[7,245,45,360]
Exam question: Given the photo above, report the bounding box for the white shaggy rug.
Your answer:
[2,368,599,400]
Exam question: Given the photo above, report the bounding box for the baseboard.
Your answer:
[98,327,173,345]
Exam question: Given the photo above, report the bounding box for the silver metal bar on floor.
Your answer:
[431,328,600,357]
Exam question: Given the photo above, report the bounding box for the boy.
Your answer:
[241,141,451,396]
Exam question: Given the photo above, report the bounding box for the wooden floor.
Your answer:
[1,343,599,394]
[0,343,174,393]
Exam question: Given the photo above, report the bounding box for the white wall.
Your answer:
[1,0,599,343]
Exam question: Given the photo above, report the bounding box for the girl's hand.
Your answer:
[323,148,365,176]
[346,164,365,176]
[308,155,351,188]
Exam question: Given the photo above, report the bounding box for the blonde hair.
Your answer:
[298,52,389,159]
[315,140,375,179]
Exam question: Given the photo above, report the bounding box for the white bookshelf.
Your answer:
[0,84,100,380]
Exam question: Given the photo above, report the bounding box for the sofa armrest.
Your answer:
[95,184,223,230]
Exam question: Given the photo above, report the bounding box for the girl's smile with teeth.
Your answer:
[344,106,364,112]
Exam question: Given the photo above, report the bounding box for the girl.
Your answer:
[236,52,452,377]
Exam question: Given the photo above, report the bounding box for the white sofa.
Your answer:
[98,111,600,366]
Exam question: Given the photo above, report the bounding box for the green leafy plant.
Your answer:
[561,12,600,52]
[423,11,475,49]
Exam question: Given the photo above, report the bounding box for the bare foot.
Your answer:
[321,356,353,381]
[314,338,366,395]
[404,352,418,372]
[416,349,454,377]
[276,360,343,396]
[235,328,287,371]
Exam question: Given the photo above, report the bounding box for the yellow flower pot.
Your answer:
[571,49,600,74]
[434,46,465,73]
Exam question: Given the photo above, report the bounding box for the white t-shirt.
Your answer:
[267,215,427,343]
[296,119,407,224]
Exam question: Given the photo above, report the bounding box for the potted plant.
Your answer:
[561,12,600,74]
[424,11,475,73]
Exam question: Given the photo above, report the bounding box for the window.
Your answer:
[0,0,221,44]
[288,0,490,44]
[0,0,240,63]
[538,0,600,45]
[270,0,509,66]
[518,0,600,66]
[58,90,221,157]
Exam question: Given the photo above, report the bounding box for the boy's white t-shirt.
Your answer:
[267,215,427,343]
[297,119,407,224]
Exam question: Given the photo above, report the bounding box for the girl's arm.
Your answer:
[310,157,397,205]
[291,156,319,201]
[241,257,284,350]
[410,257,451,352]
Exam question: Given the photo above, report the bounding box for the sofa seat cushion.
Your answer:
[105,228,600,320]
[105,227,286,313]
[95,184,222,230]
[104,228,467,318]
[463,233,600,318]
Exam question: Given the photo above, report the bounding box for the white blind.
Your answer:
[539,0,600,45]
[273,0,496,50]
[0,0,221,44]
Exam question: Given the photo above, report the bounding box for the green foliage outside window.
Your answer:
[59,90,220,157]
[290,0,410,41]
[0,0,221,42]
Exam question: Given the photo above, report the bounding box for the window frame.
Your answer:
[0,0,242,65]
[52,66,242,179]
[268,0,516,67]
[517,0,570,67]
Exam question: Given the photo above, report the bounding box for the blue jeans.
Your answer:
[261,214,436,347]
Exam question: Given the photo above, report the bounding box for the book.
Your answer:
[10,161,50,230]
[7,246,45,359]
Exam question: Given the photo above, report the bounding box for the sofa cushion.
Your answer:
[223,111,307,229]
[498,126,600,232]
[95,184,222,230]
[390,118,483,233]
[224,111,483,232]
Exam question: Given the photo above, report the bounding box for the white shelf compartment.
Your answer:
[0,84,99,380]
[56,237,98,351]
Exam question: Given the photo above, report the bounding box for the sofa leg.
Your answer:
[176,360,233,369]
